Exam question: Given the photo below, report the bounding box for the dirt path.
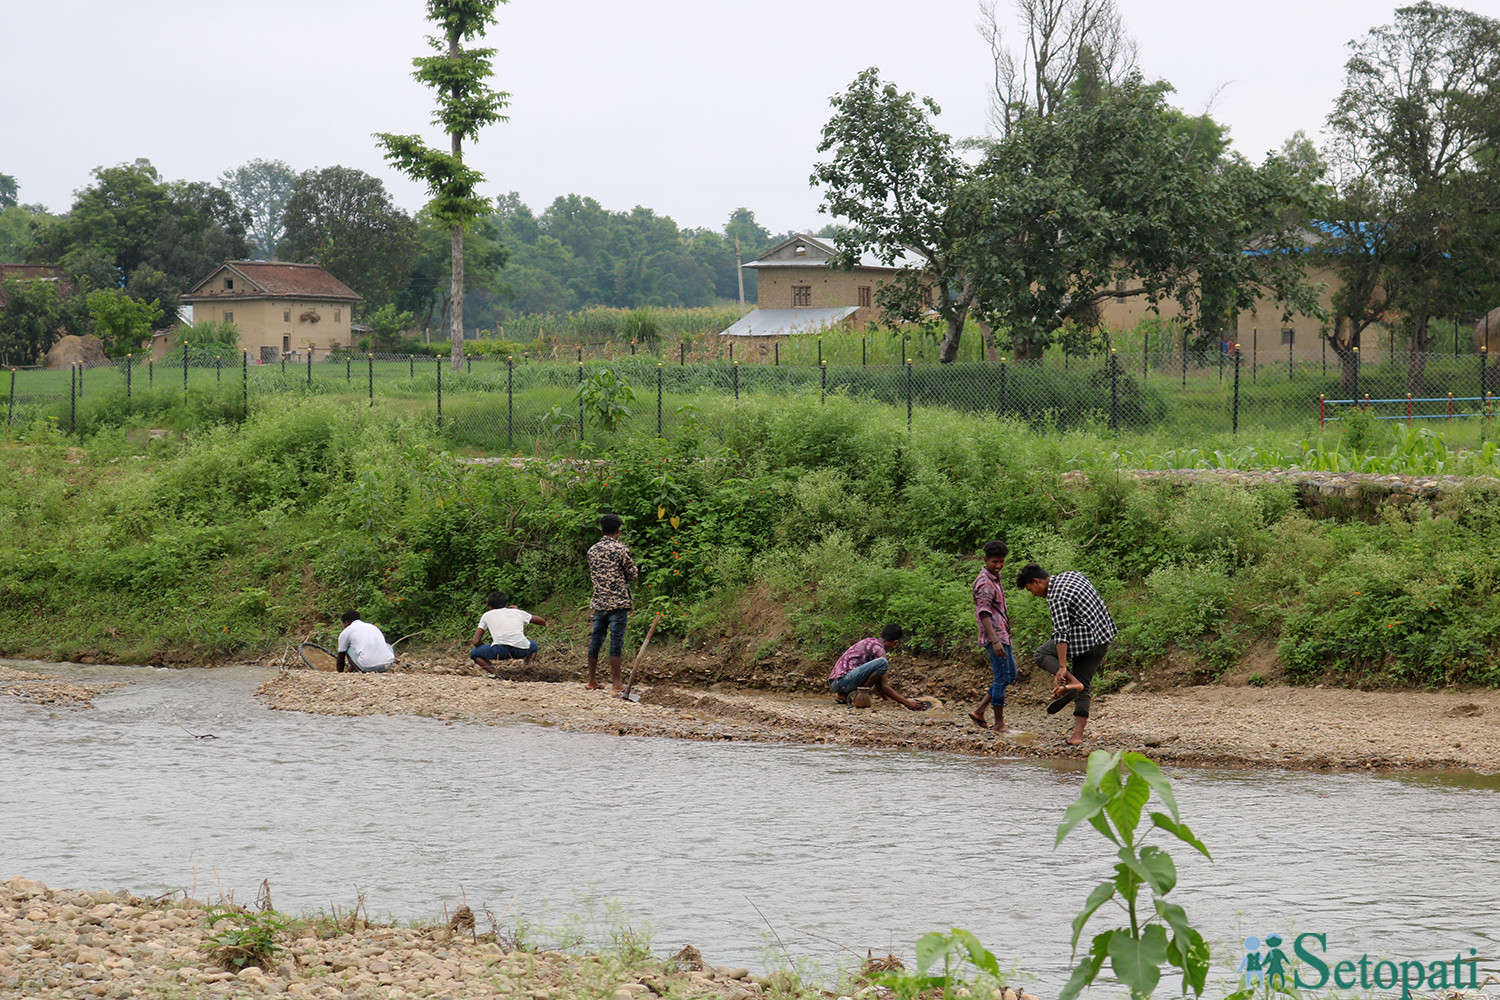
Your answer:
[255,665,1500,773]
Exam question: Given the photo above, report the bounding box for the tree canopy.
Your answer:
[278,166,420,311]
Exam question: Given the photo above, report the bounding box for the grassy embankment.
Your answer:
[4,379,1500,689]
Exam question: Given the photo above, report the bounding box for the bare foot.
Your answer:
[586,683,602,690]
[1063,736,1084,746]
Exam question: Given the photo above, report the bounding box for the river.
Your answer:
[2,662,1497,994]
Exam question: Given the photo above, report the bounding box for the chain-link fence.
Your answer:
[7,346,1498,452]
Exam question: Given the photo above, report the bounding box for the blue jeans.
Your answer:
[588,608,628,658]
[471,640,538,662]
[830,657,889,695]
[986,643,1017,705]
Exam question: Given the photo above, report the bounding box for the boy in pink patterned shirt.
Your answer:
[828,624,931,710]
[968,540,1018,734]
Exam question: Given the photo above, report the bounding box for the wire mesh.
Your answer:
[5,346,1497,448]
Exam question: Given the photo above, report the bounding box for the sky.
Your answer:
[6,0,1500,236]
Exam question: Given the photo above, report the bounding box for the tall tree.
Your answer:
[812,69,981,362]
[219,158,297,260]
[977,0,1137,136]
[377,0,510,371]
[966,77,1318,358]
[278,166,420,310]
[32,160,249,325]
[0,174,17,211]
[1327,1,1500,391]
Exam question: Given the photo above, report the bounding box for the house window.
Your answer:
[334,308,341,323]
[223,311,234,323]
[284,308,291,323]
[224,278,234,290]
[857,286,872,307]
[1115,279,1127,301]
[792,285,812,307]
[1281,328,1295,346]
[282,335,290,352]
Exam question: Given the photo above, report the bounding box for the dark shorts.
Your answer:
[1033,640,1109,718]
[588,608,628,658]
[471,640,538,662]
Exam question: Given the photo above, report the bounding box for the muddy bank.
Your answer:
[255,661,1500,773]
[1,876,876,1000]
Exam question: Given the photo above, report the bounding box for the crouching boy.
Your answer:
[828,624,931,710]
[470,590,548,677]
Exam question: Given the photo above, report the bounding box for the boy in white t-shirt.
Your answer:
[470,590,548,677]
[336,609,396,673]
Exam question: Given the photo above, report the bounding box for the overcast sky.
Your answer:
[7,0,1499,235]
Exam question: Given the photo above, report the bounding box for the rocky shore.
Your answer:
[253,662,1500,773]
[3,876,936,1000]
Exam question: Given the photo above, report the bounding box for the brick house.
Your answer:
[180,261,362,362]
[720,234,928,338]
[0,264,68,308]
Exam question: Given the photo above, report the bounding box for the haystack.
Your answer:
[43,335,108,369]
[1474,306,1500,352]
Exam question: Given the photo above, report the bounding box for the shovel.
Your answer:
[619,613,661,702]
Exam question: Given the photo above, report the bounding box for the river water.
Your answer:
[2,663,1497,994]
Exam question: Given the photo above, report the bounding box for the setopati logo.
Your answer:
[1239,932,1482,994]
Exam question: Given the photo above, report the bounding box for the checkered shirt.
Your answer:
[1046,570,1117,655]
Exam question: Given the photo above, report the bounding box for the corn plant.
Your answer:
[1057,751,1211,1000]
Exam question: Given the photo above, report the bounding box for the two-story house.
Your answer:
[180,261,362,362]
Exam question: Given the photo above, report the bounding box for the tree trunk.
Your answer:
[1405,313,1431,397]
[937,312,964,363]
[448,26,465,373]
[450,221,464,371]
[976,316,999,362]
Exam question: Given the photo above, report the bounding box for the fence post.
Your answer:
[148,359,153,386]
[729,341,734,362]
[281,351,286,376]
[1319,394,1325,428]
[409,354,415,378]
[1109,348,1119,433]
[1289,332,1294,381]
[1407,393,1413,426]
[656,363,662,438]
[1480,346,1488,410]
[1232,344,1241,436]
[306,349,312,388]
[1252,328,1257,382]
[345,354,350,383]
[1353,346,1361,401]
[1143,330,1148,379]
[183,342,189,399]
[78,361,83,398]
[906,358,913,436]
[216,355,221,384]
[820,360,826,404]
[733,360,739,402]
[817,336,822,367]
[243,352,248,419]
[1322,336,1326,377]
[577,346,582,364]
[507,357,514,447]
[467,353,472,374]
[999,357,1008,417]
[126,354,132,399]
[1181,329,1188,390]
[436,358,443,429]
[774,342,779,366]
[367,354,374,407]
[577,361,584,440]
[680,342,685,365]
[70,364,76,433]
[862,337,866,367]
[7,368,13,429]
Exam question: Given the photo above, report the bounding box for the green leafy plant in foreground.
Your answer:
[1058,751,1211,1000]
[201,904,286,970]
[870,928,1013,1000]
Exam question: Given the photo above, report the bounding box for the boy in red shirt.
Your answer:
[829,624,931,710]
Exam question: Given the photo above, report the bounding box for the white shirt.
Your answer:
[477,607,532,647]
[337,619,395,666]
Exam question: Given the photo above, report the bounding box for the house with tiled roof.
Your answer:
[180,261,362,362]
